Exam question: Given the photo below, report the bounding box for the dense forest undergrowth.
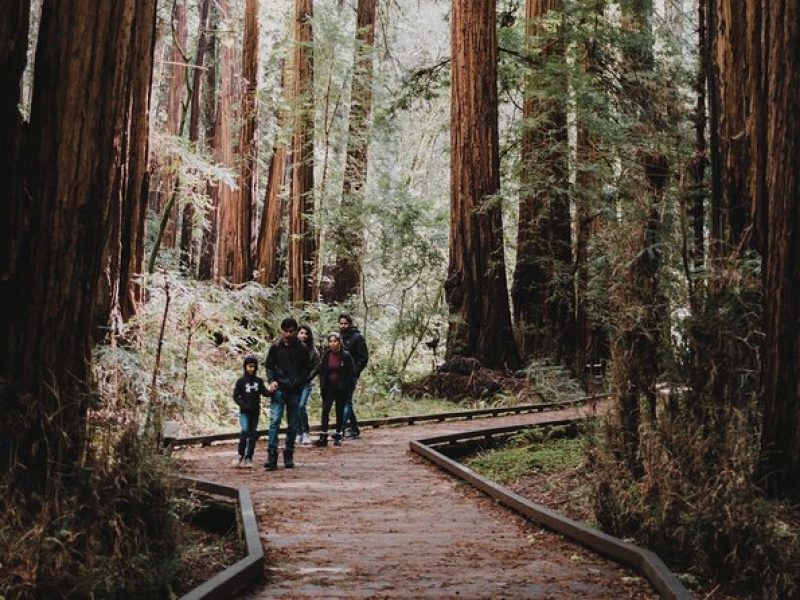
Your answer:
[2,0,799,597]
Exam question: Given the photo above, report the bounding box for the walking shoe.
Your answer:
[301,433,312,445]
[313,437,328,447]
[243,459,254,468]
[284,449,295,469]
[333,437,342,447]
[232,456,244,467]
[264,450,278,471]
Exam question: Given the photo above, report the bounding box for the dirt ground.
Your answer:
[178,405,660,599]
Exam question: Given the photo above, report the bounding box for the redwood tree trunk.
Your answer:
[706,0,752,255]
[198,0,219,281]
[180,0,212,272]
[289,0,317,303]
[754,0,800,500]
[446,0,521,370]
[237,0,259,281]
[0,1,30,279]
[163,0,188,249]
[256,61,291,286]
[333,0,377,301]
[0,0,150,497]
[214,0,243,284]
[512,0,573,365]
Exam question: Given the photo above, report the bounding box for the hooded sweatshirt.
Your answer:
[340,326,369,377]
[233,356,270,414]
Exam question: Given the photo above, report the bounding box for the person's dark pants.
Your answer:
[267,389,299,451]
[237,412,259,459]
[342,380,360,436]
[320,389,345,440]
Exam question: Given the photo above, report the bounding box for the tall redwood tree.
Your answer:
[752,0,800,499]
[0,0,157,497]
[512,0,573,364]
[446,0,520,370]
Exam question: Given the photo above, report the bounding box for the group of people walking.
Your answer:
[232,313,369,471]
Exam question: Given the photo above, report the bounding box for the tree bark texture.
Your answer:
[163,0,188,249]
[0,0,31,281]
[256,60,291,286]
[214,0,244,284]
[753,0,800,500]
[180,0,213,272]
[198,0,219,281]
[512,0,573,365]
[333,0,377,301]
[0,0,147,496]
[446,0,521,370]
[237,0,259,280]
[289,0,317,303]
[688,0,708,269]
[706,0,752,254]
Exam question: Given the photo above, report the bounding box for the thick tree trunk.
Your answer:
[512,0,573,365]
[288,0,317,303]
[0,1,30,281]
[237,0,259,280]
[198,1,219,281]
[0,0,147,497]
[333,0,377,301]
[446,0,521,370]
[95,0,159,333]
[688,0,708,269]
[753,0,800,500]
[256,61,291,286]
[180,0,213,272]
[706,0,752,255]
[163,0,188,249]
[214,0,243,284]
[117,0,159,323]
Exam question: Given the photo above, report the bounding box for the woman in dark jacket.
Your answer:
[314,333,356,447]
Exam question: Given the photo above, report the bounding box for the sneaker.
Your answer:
[243,459,254,468]
[333,437,342,447]
[313,437,328,447]
[232,457,244,467]
[300,433,311,445]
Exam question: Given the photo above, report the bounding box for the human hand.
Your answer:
[269,381,279,392]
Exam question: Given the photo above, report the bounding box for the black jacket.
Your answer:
[265,338,313,393]
[340,326,369,377]
[233,360,270,414]
[319,349,356,395]
[304,341,321,384]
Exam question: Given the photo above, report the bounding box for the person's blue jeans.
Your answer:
[238,411,259,459]
[342,380,360,436]
[267,389,300,452]
[298,383,313,436]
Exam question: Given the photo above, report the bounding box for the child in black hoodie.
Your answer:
[232,355,271,467]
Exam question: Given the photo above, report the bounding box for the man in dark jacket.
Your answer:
[264,317,312,470]
[232,355,271,467]
[338,313,369,438]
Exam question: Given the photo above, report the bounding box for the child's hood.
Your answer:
[243,355,259,374]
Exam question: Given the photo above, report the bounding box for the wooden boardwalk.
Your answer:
[179,404,656,599]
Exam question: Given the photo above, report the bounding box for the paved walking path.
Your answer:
[179,404,656,598]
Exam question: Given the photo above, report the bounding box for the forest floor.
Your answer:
[178,404,657,598]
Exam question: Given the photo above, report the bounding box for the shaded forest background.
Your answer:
[1,0,799,597]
